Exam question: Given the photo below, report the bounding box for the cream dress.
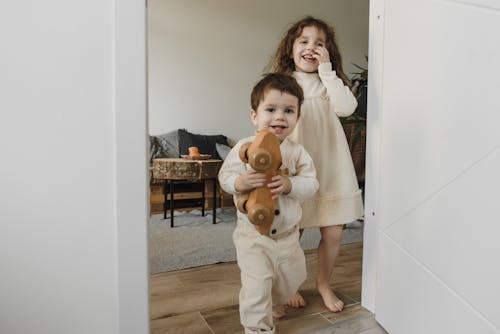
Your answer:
[290,62,364,227]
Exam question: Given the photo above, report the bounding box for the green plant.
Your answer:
[341,59,368,187]
[341,61,368,140]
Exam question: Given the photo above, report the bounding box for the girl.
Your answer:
[269,16,364,313]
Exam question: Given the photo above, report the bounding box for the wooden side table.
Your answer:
[152,158,223,227]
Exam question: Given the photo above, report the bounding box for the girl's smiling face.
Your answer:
[250,89,299,142]
[292,25,327,73]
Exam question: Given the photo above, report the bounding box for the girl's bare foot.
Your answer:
[286,292,306,308]
[272,305,286,319]
[317,283,344,313]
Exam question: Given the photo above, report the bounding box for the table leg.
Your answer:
[201,179,206,217]
[170,180,174,228]
[163,180,168,220]
[213,178,217,224]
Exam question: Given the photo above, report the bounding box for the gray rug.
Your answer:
[149,208,363,274]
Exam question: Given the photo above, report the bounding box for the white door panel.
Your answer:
[367,0,500,332]
[384,148,500,329]
[379,0,500,227]
[377,234,499,334]
[450,0,500,10]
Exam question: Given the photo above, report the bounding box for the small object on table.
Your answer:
[181,146,211,160]
[180,154,211,160]
[188,146,200,156]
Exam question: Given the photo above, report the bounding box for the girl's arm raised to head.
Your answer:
[318,62,358,117]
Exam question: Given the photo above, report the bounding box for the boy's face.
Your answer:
[250,89,299,142]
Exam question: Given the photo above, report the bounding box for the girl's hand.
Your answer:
[313,46,330,65]
[268,175,292,200]
[235,168,266,192]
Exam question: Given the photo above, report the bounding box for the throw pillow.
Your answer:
[215,143,232,160]
[178,128,229,160]
[149,136,164,164]
[155,130,180,158]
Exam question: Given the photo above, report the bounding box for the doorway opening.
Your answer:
[145,1,371,332]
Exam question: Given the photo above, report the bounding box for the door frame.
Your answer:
[115,0,150,333]
[114,0,383,330]
[362,0,383,313]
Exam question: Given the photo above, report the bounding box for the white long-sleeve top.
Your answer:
[290,62,364,227]
[218,136,318,237]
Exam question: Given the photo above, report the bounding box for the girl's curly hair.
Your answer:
[268,16,351,87]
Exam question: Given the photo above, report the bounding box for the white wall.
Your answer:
[147,0,369,142]
[365,0,500,332]
[0,1,149,333]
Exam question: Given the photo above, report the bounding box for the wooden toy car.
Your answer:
[237,130,283,235]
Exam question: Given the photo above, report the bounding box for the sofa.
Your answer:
[149,128,231,163]
[149,128,233,214]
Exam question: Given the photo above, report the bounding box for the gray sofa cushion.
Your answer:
[149,130,179,164]
[215,143,231,160]
[155,130,180,158]
[149,136,163,164]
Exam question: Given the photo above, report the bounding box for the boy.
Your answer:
[218,73,319,334]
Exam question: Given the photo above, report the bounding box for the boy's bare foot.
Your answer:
[286,292,306,308]
[317,284,344,313]
[272,305,286,319]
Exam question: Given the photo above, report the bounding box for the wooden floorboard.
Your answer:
[150,242,387,333]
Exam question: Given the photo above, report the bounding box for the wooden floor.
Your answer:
[150,242,387,334]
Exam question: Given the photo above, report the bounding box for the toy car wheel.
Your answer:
[236,195,248,214]
[249,148,272,172]
[248,204,272,226]
[238,142,251,163]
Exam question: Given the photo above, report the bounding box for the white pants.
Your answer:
[233,222,307,334]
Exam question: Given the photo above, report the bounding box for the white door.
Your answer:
[363,0,500,333]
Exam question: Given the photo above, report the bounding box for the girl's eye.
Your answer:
[266,108,275,113]
[316,42,324,47]
[285,109,295,114]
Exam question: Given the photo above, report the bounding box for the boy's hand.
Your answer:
[235,168,266,192]
[313,46,330,64]
[268,175,292,200]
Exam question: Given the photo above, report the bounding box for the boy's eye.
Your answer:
[285,108,295,114]
[266,108,275,113]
